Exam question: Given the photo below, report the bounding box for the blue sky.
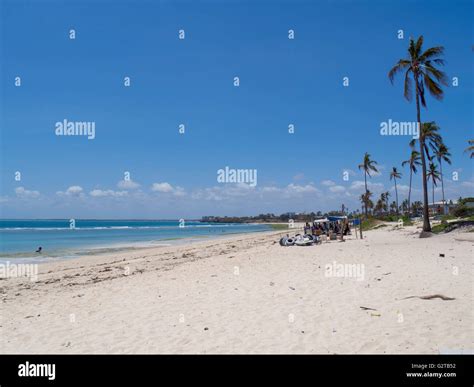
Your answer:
[0,0,472,218]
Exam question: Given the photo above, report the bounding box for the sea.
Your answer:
[0,219,271,263]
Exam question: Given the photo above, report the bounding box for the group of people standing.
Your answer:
[303,219,351,237]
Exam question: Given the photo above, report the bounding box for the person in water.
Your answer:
[35,246,42,253]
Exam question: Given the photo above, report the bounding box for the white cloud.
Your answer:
[151,182,173,193]
[89,189,128,198]
[173,187,186,197]
[321,180,335,186]
[349,180,385,193]
[57,185,84,197]
[329,185,346,193]
[285,183,320,195]
[349,181,367,191]
[190,183,320,202]
[117,179,140,190]
[261,186,280,193]
[151,182,186,196]
[393,184,411,194]
[15,187,40,199]
[191,187,223,201]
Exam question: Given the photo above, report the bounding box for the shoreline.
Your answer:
[0,223,286,264]
[1,225,472,354]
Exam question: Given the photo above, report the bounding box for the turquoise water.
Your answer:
[0,219,271,263]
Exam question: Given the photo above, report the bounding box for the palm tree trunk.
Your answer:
[395,179,399,215]
[364,172,368,218]
[415,76,431,232]
[440,161,446,215]
[432,180,435,207]
[408,168,413,216]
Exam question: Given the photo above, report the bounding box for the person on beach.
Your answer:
[304,222,310,234]
[343,220,351,235]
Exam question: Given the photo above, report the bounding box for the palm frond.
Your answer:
[419,46,444,61]
[388,60,410,84]
[404,68,413,101]
[414,36,424,57]
[417,80,426,107]
[424,63,448,86]
[423,73,444,100]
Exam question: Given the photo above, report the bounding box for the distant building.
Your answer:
[427,200,457,216]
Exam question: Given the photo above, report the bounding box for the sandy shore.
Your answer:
[0,224,472,354]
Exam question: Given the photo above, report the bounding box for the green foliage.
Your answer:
[360,217,381,231]
[431,223,448,233]
[441,214,456,221]
[453,204,474,218]
[377,214,412,225]
[268,223,290,230]
[458,197,474,205]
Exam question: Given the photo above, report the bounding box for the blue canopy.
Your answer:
[327,216,347,222]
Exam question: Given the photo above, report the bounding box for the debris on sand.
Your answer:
[360,306,377,311]
[402,294,455,301]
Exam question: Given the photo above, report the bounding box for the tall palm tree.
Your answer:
[402,149,422,216]
[465,140,474,158]
[427,163,441,211]
[390,167,402,215]
[389,36,447,232]
[358,153,378,218]
[431,141,451,214]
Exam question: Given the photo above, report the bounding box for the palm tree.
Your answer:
[411,200,422,215]
[359,190,373,216]
[358,153,378,218]
[384,191,390,213]
[402,149,422,216]
[380,193,385,213]
[390,167,402,215]
[367,197,374,214]
[380,192,387,215]
[427,163,441,211]
[390,201,398,214]
[431,141,451,214]
[419,122,442,159]
[465,140,474,158]
[401,198,410,214]
[375,198,384,215]
[389,36,447,232]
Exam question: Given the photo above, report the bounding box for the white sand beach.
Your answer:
[0,224,472,354]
